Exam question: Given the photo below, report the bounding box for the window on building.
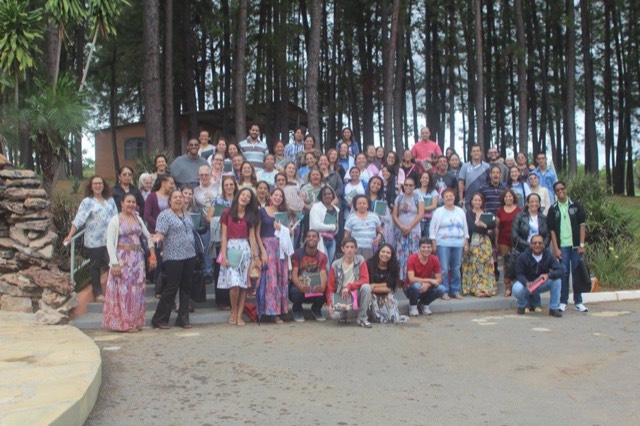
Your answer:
[124,137,146,160]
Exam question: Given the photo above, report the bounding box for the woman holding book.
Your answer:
[344,167,366,214]
[462,193,497,297]
[150,190,197,329]
[418,171,439,237]
[344,195,383,260]
[495,188,522,297]
[300,168,324,212]
[218,187,261,326]
[256,188,291,323]
[309,186,340,266]
[207,175,237,309]
[367,176,394,247]
[366,244,403,323]
[392,177,424,280]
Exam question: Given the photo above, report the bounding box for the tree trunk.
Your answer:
[110,47,121,175]
[143,0,165,153]
[393,6,406,153]
[164,0,175,151]
[305,0,322,142]
[222,0,232,138]
[474,0,484,150]
[580,0,597,174]
[183,0,198,140]
[234,0,248,143]
[565,0,577,174]
[514,0,528,154]
[382,0,401,152]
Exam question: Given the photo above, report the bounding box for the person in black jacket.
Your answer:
[512,234,564,317]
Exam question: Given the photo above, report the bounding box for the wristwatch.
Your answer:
[579,243,585,248]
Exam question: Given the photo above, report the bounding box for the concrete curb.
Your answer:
[0,312,102,426]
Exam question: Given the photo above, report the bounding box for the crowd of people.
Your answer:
[65,123,589,331]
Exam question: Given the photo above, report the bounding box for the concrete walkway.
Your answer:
[1,289,638,425]
[0,312,101,426]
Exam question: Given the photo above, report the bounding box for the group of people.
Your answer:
[65,123,589,331]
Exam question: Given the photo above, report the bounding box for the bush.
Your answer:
[561,173,640,288]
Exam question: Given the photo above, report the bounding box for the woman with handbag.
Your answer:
[217,188,262,326]
[256,188,291,323]
[495,189,522,296]
[150,190,197,329]
[207,175,237,309]
[104,194,156,332]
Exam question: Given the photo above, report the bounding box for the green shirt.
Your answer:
[558,201,573,247]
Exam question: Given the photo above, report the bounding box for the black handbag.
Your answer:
[190,229,207,303]
[573,257,592,293]
[506,248,521,281]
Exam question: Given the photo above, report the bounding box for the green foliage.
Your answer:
[21,75,89,155]
[45,0,86,31]
[88,0,131,38]
[562,173,640,288]
[0,1,43,77]
[71,176,81,194]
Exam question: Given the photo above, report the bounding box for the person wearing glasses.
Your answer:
[512,234,563,318]
[547,181,588,313]
[112,166,145,215]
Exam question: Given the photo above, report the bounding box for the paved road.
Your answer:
[85,301,640,425]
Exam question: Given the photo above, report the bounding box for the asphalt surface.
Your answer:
[85,300,640,426]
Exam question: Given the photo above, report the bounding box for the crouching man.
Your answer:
[404,237,446,316]
[326,237,372,328]
[512,234,564,317]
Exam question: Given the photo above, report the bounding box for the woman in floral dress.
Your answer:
[392,177,424,281]
[104,194,156,332]
[462,193,497,297]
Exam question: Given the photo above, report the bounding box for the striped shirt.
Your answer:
[239,138,268,172]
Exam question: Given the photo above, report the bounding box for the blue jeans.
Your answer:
[403,282,446,306]
[512,278,561,310]
[323,237,336,268]
[560,247,582,304]
[437,245,463,296]
[200,227,214,276]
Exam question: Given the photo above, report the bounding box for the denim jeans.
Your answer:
[289,283,324,313]
[560,247,582,304]
[403,282,446,306]
[200,227,214,276]
[437,245,463,295]
[323,237,336,268]
[512,278,561,310]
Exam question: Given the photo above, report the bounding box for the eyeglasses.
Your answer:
[120,173,132,177]
[199,174,210,177]
[531,241,544,245]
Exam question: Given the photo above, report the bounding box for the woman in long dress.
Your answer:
[104,193,156,332]
[256,188,291,323]
[462,193,497,297]
[392,176,424,281]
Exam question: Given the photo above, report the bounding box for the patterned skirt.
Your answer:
[217,239,251,289]
[260,237,289,315]
[103,247,146,331]
[462,233,497,296]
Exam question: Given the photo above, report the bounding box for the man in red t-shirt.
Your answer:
[289,230,328,322]
[403,237,445,315]
[411,127,442,174]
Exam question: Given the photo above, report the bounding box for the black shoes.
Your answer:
[549,309,563,318]
[517,307,526,315]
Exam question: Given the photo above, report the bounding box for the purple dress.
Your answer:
[259,208,289,315]
[103,215,146,331]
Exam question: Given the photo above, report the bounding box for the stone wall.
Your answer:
[0,165,77,324]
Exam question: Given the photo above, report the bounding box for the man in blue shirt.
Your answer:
[532,152,558,204]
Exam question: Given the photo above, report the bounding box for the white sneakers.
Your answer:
[409,305,419,316]
[409,304,432,316]
[575,303,589,312]
[419,304,432,315]
[558,303,588,313]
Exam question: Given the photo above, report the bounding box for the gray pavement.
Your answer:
[85,300,640,426]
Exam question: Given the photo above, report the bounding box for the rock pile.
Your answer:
[0,166,77,324]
